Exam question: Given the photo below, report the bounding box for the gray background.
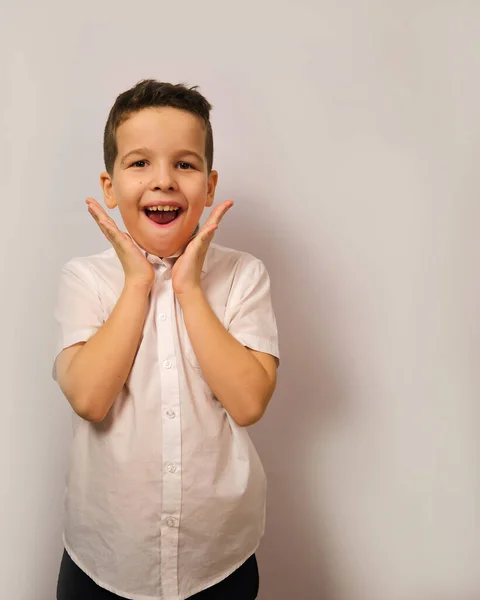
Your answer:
[1,1,479,598]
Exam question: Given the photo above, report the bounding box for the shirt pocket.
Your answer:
[182,303,227,373]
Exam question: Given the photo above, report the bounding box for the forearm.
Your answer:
[64,282,151,422]
[178,288,273,426]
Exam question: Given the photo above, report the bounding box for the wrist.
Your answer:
[124,278,153,296]
[175,286,205,309]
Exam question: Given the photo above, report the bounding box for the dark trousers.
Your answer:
[56,548,259,600]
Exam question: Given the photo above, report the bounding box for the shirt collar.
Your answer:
[131,224,208,273]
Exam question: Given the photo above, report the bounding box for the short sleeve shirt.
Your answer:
[53,242,280,600]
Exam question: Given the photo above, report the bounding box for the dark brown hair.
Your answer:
[103,79,214,175]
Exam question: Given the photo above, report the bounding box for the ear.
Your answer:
[100,171,117,209]
[205,170,219,208]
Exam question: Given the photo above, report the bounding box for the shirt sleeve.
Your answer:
[52,260,105,381]
[225,254,280,366]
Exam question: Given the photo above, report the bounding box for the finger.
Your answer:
[90,212,118,242]
[203,223,218,238]
[195,214,224,245]
[87,206,123,248]
[85,199,134,256]
[85,197,104,212]
[205,200,233,225]
[185,223,217,254]
[86,199,103,219]
[203,200,234,231]
[87,201,118,229]
[87,206,118,233]
[207,200,234,226]
[86,198,119,231]
[86,198,111,221]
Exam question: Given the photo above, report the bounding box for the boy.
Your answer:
[53,79,280,600]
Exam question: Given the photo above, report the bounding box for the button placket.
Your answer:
[158,277,181,599]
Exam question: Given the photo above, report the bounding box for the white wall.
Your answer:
[2,1,480,598]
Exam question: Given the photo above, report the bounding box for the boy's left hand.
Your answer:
[172,200,234,299]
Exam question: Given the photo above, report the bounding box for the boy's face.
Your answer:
[101,107,218,258]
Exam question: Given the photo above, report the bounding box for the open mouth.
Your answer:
[144,206,183,227]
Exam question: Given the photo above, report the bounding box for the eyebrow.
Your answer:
[176,149,205,166]
[120,147,152,167]
[120,147,205,167]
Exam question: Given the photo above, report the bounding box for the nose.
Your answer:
[150,163,178,192]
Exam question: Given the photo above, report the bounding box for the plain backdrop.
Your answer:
[1,1,480,599]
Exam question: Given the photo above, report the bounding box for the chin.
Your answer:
[142,235,188,258]
[129,217,198,257]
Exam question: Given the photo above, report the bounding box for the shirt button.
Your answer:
[163,360,172,369]
[159,313,167,321]
[166,463,177,473]
[166,517,176,528]
[165,409,176,419]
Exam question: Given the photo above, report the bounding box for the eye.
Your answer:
[131,160,148,168]
[177,161,194,170]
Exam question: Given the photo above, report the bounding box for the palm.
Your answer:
[172,242,201,294]
[86,197,154,286]
[172,200,234,296]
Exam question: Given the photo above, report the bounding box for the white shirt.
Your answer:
[53,241,280,600]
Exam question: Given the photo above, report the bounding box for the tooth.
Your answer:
[146,205,179,211]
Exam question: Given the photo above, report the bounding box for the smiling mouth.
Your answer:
[144,207,183,226]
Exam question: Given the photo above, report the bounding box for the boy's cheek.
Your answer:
[115,183,144,206]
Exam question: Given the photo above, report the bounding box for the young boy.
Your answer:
[53,79,280,600]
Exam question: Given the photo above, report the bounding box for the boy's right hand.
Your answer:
[86,198,155,289]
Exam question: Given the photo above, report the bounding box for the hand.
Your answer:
[86,198,155,289]
[172,200,234,298]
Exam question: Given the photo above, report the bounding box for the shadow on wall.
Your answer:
[223,205,353,600]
